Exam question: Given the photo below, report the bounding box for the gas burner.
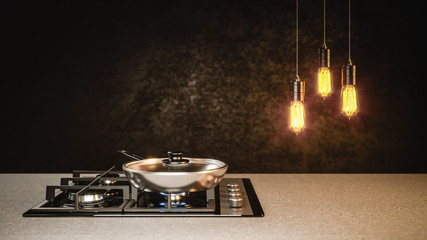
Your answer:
[99,179,117,185]
[23,167,264,217]
[97,173,120,185]
[160,192,187,203]
[68,190,106,204]
[138,191,208,208]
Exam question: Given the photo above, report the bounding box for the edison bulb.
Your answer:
[317,45,331,98]
[289,100,305,133]
[340,85,358,118]
[318,67,332,98]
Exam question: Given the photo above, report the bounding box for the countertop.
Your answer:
[1,173,426,240]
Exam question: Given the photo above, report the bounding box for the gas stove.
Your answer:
[23,167,264,217]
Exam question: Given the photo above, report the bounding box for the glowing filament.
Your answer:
[289,101,305,133]
[318,67,332,98]
[341,85,358,118]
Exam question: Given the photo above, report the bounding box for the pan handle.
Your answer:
[118,150,143,161]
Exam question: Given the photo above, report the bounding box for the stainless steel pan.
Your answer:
[120,150,228,193]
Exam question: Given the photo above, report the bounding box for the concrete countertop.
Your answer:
[1,173,426,239]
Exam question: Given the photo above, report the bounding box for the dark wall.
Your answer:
[2,0,424,173]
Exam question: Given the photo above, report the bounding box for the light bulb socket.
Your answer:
[290,76,305,102]
[342,62,356,86]
[318,45,330,68]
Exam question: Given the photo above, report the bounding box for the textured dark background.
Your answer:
[2,0,424,173]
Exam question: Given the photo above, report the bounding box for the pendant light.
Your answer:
[289,0,306,134]
[340,0,358,118]
[317,0,332,98]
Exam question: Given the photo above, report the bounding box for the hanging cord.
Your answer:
[296,0,298,77]
[348,0,351,61]
[323,0,326,45]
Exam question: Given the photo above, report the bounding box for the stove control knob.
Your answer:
[229,197,244,208]
[227,183,239,188]
[227,187,240,193]
[227,191,242,198]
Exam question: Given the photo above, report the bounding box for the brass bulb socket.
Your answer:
[290,76,305,102]
[318,46,330,68]
[342,63,356,86]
